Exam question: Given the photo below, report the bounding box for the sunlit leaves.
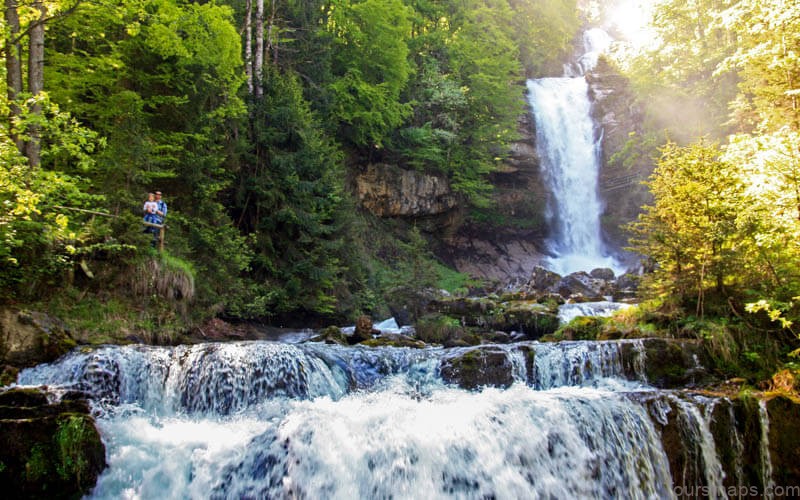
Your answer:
[628,140,752,306]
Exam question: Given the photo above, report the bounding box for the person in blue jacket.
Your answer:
[154,191,168,225]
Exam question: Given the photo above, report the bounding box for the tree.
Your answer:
[325,0,413,148]
[628,140,752,314]
[233,68,348,315]
[716,0,800,132]
[722,129,800,298]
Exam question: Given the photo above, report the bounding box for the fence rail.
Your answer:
[600,174,642,193]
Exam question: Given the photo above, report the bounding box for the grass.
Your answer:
[435,262,482,295]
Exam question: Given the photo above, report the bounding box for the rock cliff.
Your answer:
[354,163,458,219]
[586,57,652,255]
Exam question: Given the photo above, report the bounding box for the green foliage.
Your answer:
[628,140,753,311]
[716,0,800,131]
[507,0,579,77]
[231,68,348,316]
[435,263,480,296]
[55,416,95,484]
[0,0,593,327]
[326,0,413,147]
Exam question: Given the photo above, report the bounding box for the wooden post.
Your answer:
[143,222,165,251]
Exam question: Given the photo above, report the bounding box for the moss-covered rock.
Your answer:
[361,334,427,349]
[425,297,559,339]
[0,387,106,499]
[554,316,605,340]
[766,395,800,487]
[439,347,515,390]
[620,339,713,388]
[1,308,77,369]
[309,326,349,345]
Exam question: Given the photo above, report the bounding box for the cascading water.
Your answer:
[528,29,620,275]
[15,337,773,498]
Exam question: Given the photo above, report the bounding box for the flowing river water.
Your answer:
[17,339,774,499]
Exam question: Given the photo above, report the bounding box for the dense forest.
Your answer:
[2,0,800,379]
[1,0,579,329]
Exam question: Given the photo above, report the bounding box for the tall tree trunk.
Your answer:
[4,0,24,153]
[244,0,253,95]
[26,0,47,168]
[267,0,278,65]
[254,0,264,98]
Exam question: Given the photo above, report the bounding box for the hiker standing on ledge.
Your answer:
[154,191,168,225]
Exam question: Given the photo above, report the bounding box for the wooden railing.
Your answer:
[600,174,642,193]
[54,205,166,251]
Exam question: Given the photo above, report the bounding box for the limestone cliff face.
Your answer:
[441,108,551,284]
[586,58,652,253]
[354,163,458,218]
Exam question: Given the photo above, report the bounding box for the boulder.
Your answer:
[0,387,106,498]
[426,297,559,339]
[350,315,378,344]
[620,338,713,388]
[555,272,609,301]
[589,267,615,280]
[361,334,427,349]
[440,347,515,390]
[0,307,77,368]
[309,326,349,345]
[526,266,562,292]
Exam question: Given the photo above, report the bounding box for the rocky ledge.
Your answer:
[0,387,106,499]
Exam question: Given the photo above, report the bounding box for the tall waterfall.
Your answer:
[16,339,775,498]
[528,29,620,275]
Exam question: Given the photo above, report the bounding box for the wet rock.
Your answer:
[440,347,515,390]
[620,339,713,388]
[0,387,106,498]
[707,397,765,496]
[766,395,800,487]
[309,326,349,345]
[613,273,640,302]
[0,307,77,368]
[636,393,716,497]
[589,267,615,280]
[350,315,378,344]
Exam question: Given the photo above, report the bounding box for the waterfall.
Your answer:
[758,400,776,499]
[527,29,620,275]
[13,337,756,499]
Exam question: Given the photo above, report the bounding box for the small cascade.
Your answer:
[15,337,772,498]
[758,400,776,499]
[529,340,646,389]
[726,400,747,493]
[17,342,443,415]
[558,301,632,324]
